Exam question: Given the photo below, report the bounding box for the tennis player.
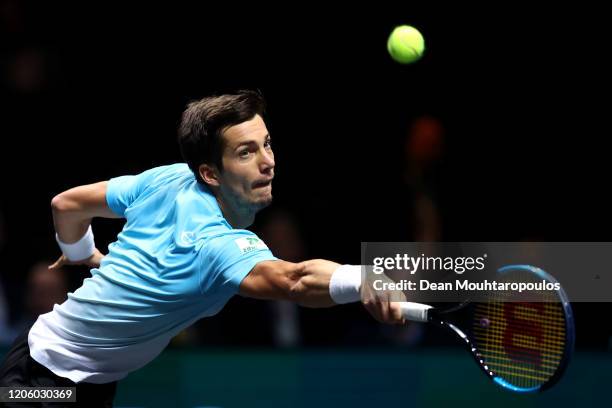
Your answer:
[0,90,404,407]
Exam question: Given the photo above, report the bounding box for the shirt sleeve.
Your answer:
[199,230,277,294]
[106,165,180,217]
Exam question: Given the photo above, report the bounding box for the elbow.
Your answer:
[51,194,67,212]
[51,193,76,213]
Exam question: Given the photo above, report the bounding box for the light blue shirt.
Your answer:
[29,163,276,383]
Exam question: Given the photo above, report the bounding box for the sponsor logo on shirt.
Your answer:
[234,237,268,254]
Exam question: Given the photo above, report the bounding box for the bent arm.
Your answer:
[51,181,120,243]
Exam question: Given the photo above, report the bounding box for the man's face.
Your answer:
[216,114,275,213]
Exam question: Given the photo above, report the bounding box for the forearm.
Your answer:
[240,259,358,308]
[289,259,340,308]
[241,259,405,324]
[52,197,92,243]
[51,181,118,242]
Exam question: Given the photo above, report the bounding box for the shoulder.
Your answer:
[137,163,195,190]
[150,163,192,180]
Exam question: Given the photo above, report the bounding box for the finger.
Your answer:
[49,257,63,270]
[362,284,388,323]
[362,297,384,323]
[377,293,390,323]
[384,295,394,323]
[390,302,405,324]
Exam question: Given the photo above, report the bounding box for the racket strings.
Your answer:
[471,270,568,390]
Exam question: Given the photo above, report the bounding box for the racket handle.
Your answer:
[399,302,433,322]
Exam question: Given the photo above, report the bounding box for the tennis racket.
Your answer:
[398,264,574,393]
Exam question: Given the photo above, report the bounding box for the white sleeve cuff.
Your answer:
[55,226,95,262]
[329,264,362,304]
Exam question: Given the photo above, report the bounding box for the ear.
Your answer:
[199,163,220,187]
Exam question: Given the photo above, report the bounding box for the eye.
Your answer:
[238,149,250,158]
[264,139,272,149]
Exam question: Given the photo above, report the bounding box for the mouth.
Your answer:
[252,178,273,189]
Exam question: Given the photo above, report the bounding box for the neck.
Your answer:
[215,196,255,229]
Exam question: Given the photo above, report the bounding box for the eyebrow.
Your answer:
[234,134,271,149]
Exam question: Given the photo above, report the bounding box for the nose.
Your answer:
[259,148,275,173]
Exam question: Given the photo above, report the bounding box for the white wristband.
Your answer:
[329,264,362,304]
[56,226,95,262]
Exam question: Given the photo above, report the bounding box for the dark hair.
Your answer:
[177,90,266,184]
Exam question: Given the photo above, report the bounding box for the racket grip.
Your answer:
[399,302,433,322]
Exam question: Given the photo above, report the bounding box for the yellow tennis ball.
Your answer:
[387,25,425,64]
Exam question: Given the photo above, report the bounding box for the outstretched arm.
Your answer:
[239,259,405,324]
